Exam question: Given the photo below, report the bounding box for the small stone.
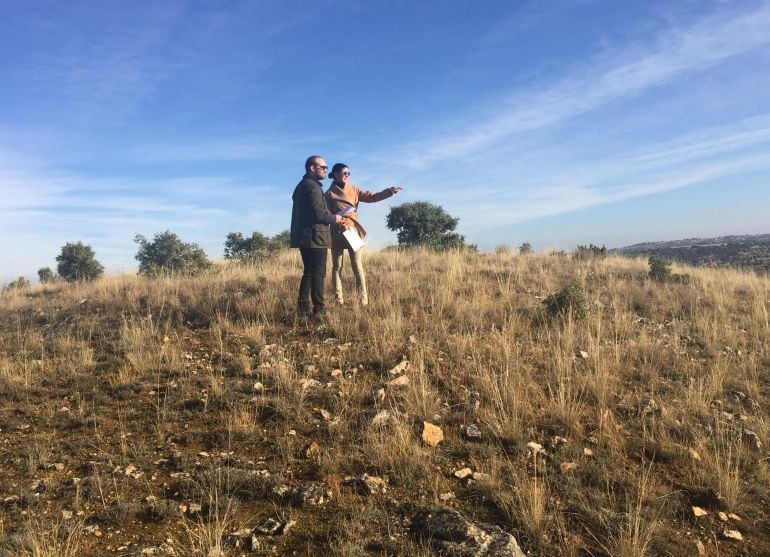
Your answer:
[742,430,762,451]
[302,363,318,374]
[728,513,742,522]
[330,369,342,378]
[471,472,489,481]
[688,448,701,461]
[526,441,544,455]
[695,540,706,555]
[388,360,410,375]
[466,391,481,414]
[639,397,661,417]
[454,468,473,480]
[272,485,291,498]
[304,441,321,459]
[253,382,265,392]
[388,375,410,388]
[256,519,282,536]
[290,485,330,507]
[351,473,388,495]
[722,529,743,541]
[560,462,577,473]
[578,350,589,359]
[411,508,525,556]
[374,388,386,402]
[464,424,482,440]
[439,492,455,501]
[281,520,296,536]
[692,506,708,517]
[197,451,210,458]
[61,510,73,520]
[583,448,594,457]
[124,465,143,479]
[718,511,729,522]
[315,408,331,421]
[371,410,391,427]
[300,378,323,390]
[551,436,568,448]
[422,422,444,447]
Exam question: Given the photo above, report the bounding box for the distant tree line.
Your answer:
[622,241,770,275]
[6,201,477,289]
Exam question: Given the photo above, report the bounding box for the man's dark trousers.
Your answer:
[298,247,328,315]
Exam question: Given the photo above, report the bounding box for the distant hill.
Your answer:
[614,233,770,273]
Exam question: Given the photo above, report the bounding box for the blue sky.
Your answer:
[2,0,770,281]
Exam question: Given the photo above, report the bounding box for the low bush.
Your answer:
[543,280,588,320]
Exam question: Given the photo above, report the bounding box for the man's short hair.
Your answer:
[305,155,322,171]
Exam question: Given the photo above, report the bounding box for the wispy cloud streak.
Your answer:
[397,2,770,170]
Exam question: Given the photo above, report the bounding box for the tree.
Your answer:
[518,242,533,255]
[37,267,56,283]
[134,231,212,276]
[224,232,271,261]
[56,241,104,282]
[224,230,290,262]
[385,201,467,249]
[270,229,291,250]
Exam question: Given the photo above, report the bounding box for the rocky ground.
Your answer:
[0,251,768,556]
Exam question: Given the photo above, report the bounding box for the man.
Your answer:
[290,155,345,316]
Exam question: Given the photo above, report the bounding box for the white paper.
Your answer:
[342,228,365,252]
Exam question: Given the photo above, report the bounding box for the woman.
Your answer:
[325,163,401,306]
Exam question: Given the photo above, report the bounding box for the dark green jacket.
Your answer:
[290,174,337,248]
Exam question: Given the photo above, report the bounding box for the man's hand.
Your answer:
[387,186,403,195]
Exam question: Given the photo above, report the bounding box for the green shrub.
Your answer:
[56,241,104,282]
[3,276,31,292]
[648,256,672,282]
[224,230,290,262]
[37,267,56,284]
[543,281,588,320]
[647,256,690,284]
[134,231,212,277]
[518,242,533,255]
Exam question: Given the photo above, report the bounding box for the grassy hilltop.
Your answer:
[0,249,768,556]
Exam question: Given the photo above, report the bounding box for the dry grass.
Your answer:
[0,249,768,555]
[0,517,84,557]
